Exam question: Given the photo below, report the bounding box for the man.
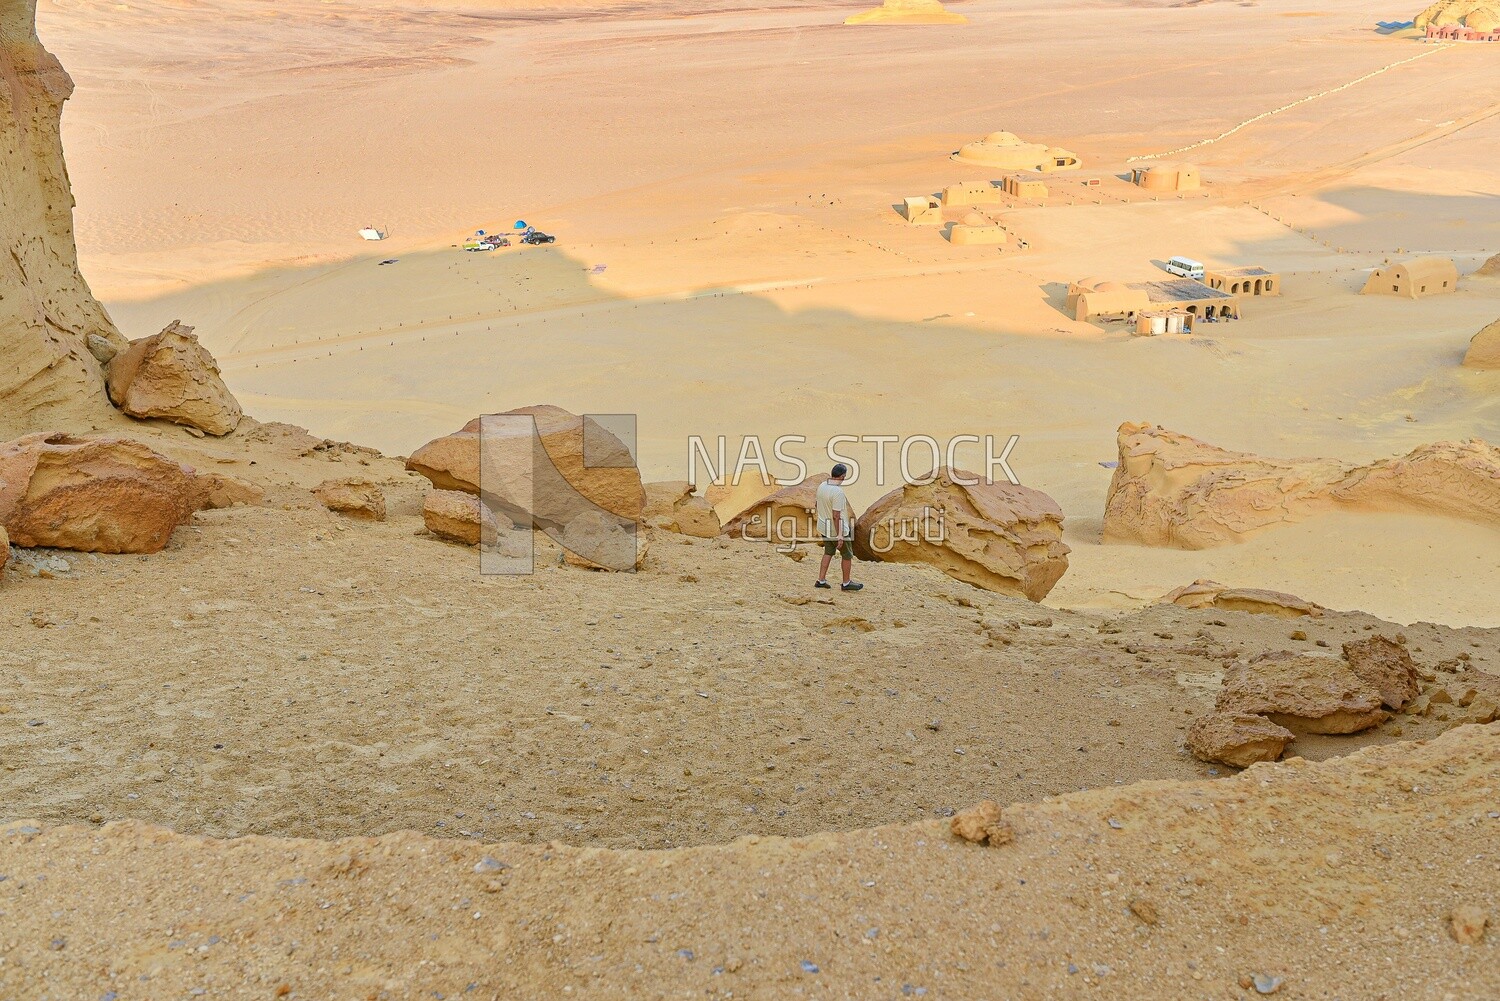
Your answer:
[814,464,863,592]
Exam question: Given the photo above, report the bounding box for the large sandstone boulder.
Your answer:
[853,468,1069,602]
[1185,711,1295,768]
[1103,423,1500,548]
[406,406,644,530]
[0,2,127,432]
[1216,651,1388,734]
[1462,319,1500,370]
[1158,579,1323,618]
[105,321,242,436]
[1341,636,1419,711]
[705,474,779,526]
[0,433,198,553]
[721,475,824,546]
[314,478,386,522]
[643,480,720,538]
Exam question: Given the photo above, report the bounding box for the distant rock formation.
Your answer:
[1414,0,1499,31]
[853,468,1069,602]
[1463,318,1500,369]
[1102,423,1500,549]
[1158,579,1324,618]
[106,322,243,436]
[1475,252,1500,277]
[0,1,127,431]
[845,0,968,25]
[0,433,198,553]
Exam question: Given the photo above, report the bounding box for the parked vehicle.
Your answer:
[522,231,556,245]
[1164,256,1205,280]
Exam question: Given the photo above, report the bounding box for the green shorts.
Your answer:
[822,537,853,559]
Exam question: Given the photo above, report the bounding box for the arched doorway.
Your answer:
[1254,279,1263,294]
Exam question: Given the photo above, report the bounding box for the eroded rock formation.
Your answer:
[0,1,127,432]
[1103,423,1500,548]
[643,480,720,538]
[423,488,496,546]
[105,321,243,436]
[1462,319,1500,370]
[407,406,644,529]
[1414,0,1500,31]
[1158,579,1323,617]
[853,468,1069,602]
[0,432,198,553]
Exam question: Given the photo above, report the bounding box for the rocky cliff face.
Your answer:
[0,0,124,434]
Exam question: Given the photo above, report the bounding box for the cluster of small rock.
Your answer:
[1186,635,1498,768]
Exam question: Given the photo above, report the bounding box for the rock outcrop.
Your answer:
[1215,651,1388,735]
[0,1,127,432]
[407,406,644,528]
[643,481,720,538]
[845,0,968,24]
[853,468,1069,602]
[1158,579,1324,618]
[423,488,498,546]
[105,322,243,436]
[0,433,197,553]
[1462,319,1500,369]
[314,479,387,522]
[1185,711,1295,768]
[1103,423,1500,548]
[1414,0,1499,31]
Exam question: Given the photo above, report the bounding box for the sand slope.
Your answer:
[3,723,1496,998]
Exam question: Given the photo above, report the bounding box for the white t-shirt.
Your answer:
[815,480,853,540]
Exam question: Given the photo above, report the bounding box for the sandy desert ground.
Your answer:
[38,0,1500,625]
[3,0,1499,996]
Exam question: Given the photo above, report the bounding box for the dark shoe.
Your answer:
[841,581,864,592]
[814,580,832,589]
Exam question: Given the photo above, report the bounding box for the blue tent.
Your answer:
[514,220,528,230]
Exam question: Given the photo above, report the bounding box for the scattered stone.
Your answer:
[1185,711,1295,768]
[950,800,1014,846]
[473,856,509,874]
[1450,905,1488,944]
[105,321,243,435]
[314,478,387,522]
[1253,973,1284,995]
[189,472,264,510]
[1127,898,1159,926]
